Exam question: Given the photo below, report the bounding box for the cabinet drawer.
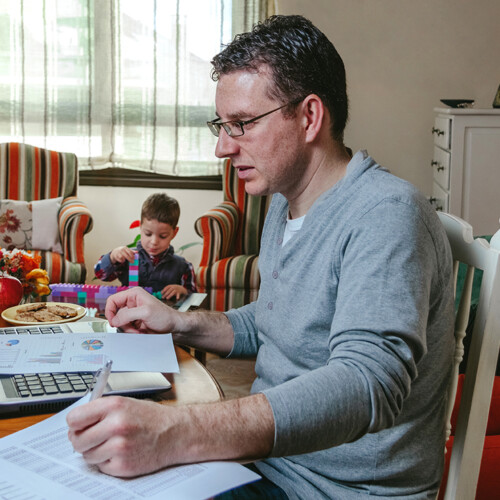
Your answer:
[432,146,451,189]
[432,116,451,149]
[430,182,449,212]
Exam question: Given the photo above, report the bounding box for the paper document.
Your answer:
[0,396,260,500]
[176,293,207,312]
[0,332,179,374]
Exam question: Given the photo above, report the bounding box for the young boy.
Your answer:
[94,193,197,300]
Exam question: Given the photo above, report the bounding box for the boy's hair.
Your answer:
[211,15,348,142]
[141,193,180,228]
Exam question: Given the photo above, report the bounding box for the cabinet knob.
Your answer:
[432,127,445,136]
[428,197,443,211]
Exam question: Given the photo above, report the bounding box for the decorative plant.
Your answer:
[0,248,51,299]
[127,220,141,249]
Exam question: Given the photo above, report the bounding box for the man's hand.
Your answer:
[67,393,275,478]
[67,397,182,477]
[105,286,234,356]
[105,287,180,334]
[109,246,136,264]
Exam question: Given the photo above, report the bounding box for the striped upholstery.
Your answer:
[195,159,270,311]
[0,142,93,283]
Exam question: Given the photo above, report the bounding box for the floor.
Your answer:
[205,353,256,400]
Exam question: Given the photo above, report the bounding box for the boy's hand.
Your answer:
[110,246,136,264]
[161,284,187,301]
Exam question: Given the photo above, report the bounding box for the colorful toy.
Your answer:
[128,251,139,287]
[47,283,162,311]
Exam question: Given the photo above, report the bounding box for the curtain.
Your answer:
[0,0,270,177]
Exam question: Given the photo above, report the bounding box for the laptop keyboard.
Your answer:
[0,325,93,398]
[0,325,65,335]
[12,372,94,397]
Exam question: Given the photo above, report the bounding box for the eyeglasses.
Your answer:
[207,100,302,138]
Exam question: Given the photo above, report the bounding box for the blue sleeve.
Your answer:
[94,252,128,284]
[181,262,198,293]
[224,302,259,358]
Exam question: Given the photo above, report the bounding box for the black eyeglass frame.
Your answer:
[207,99,304,138]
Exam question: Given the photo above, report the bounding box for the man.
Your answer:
[67,15,455,499]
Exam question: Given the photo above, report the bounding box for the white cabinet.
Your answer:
[430,108,500,236]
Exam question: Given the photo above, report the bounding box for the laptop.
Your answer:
[0,320,172,417]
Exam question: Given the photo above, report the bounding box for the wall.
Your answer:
[278,0,500,190]
[80,0,500,282]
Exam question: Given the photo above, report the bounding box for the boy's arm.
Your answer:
[181,262,198,293]
[94,252,128,282]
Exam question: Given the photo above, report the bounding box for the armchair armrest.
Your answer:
[58,196,93,263]
[194,201,240,266]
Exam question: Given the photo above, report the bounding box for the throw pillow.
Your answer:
[0,199,32,249]
[0,198,63,253]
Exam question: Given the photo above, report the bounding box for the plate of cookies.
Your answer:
[1,302,87,325]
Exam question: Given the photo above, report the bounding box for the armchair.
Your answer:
[194,159,271,311]
[0,142,93,283]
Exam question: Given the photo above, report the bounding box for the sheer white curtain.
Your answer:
[0,0,270,177]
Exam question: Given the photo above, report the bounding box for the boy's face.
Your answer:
[140,218,178,257]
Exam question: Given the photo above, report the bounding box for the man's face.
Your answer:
[214,67,307,198]
[140,218,178,257]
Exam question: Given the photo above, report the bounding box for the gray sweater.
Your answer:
[225,151,455,499]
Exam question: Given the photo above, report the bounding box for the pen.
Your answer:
[72,360,113,454]
[89,359,113,401]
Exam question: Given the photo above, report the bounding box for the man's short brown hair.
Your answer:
[141,193,180,228]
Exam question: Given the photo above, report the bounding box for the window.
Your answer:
[0,0,270,187]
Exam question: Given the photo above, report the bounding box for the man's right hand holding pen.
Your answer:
[66,287,275,478]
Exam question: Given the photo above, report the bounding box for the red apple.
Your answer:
[0,274,24,312]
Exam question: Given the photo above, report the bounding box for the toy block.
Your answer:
[128,252,140,286]
[48,283,163,308]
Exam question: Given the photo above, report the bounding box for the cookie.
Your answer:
[33,309,64,322]
[17,303,47,313]
[48,305,78,318]
[15,311,38,322]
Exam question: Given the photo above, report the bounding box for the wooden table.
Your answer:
[0,318,223,438]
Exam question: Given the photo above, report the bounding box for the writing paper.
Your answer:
[0,332,179,374]
[0,395,260,499]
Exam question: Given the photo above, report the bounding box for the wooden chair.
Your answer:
[0,142,93,283]
[194,159,271,311]
[437,212,500,499]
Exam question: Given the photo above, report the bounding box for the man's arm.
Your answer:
[67,392,275,478]
[105,287,235,356]
[172,309,235,356]
[68,286,270,477]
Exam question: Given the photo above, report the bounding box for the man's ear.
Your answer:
[301,94,325,144]
[172,227,179,239]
